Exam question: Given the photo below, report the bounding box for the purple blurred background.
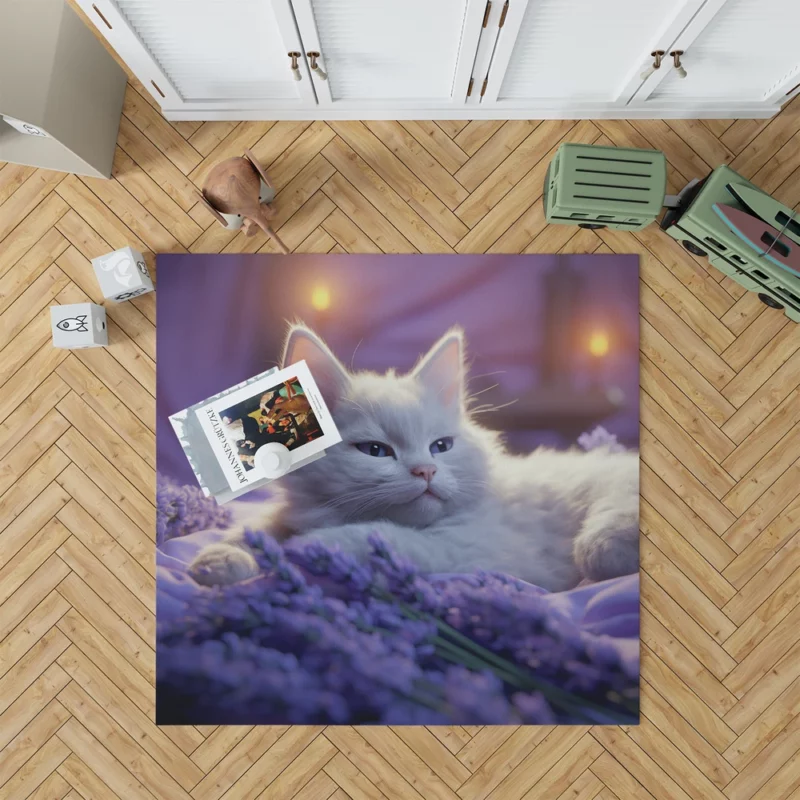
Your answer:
[157,254,639,485]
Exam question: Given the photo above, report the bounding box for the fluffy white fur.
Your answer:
[189,324,639,591]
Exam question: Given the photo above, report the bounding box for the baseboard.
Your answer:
[162,104,778,122]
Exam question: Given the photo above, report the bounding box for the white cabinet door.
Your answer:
[632,0,800,109]
[77,0,317,111]
[289,0,486,109]
[478,0,705,111]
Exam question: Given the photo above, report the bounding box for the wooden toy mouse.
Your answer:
[197,148,289,254]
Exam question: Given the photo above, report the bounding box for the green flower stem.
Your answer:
[395,599,636,721]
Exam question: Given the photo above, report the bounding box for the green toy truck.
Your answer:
[544,143,800,322]
[544,143,667,232]
[660,165,800,323]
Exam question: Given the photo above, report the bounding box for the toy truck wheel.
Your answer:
[758,293,784,310]
[682,240,707,257]
[578,223,606,230]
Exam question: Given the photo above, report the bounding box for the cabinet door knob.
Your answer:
[670,50,687,79]
[640,50,665,81]
[288,52,302,81]
[307,52,328,81]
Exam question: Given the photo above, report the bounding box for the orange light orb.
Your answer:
[589,331,610,357]
[311,285,330,311]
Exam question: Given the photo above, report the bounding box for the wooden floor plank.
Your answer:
[0,193,69,278]
[121,85,202,175]
[399,121,470,175]
[0,592,70,683]
[329,121,468,246]
[57,681,193,800]
[454,120,576,229]
[638,680,737,789]
[0,733,71,800]
[321,137,453,253]
[364,121,469,210]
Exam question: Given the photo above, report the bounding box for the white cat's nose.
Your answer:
[411,465,437,483]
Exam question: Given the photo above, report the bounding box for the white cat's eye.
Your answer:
[355,441,395,458]
[430,437,454,454]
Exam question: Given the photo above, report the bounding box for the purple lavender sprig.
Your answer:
[291,532,637,721]
[156,475,232,546]
[577,425,627,453]
[158,525,638,725]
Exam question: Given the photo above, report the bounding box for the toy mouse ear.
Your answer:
[196,190,229,227]
[243,148,273,189]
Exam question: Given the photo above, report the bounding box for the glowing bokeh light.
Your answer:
[311,285,330,311]
[589,331,610,357]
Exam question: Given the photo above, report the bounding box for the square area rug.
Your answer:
[156,254,640,725]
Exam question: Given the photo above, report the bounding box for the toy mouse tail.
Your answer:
[253,215,290,254]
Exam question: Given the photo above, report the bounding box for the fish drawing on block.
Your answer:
[56,315,89,332]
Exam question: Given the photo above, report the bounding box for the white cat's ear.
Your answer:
[281,324,349,405]
[412,328,464,408]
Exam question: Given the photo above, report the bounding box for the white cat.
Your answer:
[188,324,639,591]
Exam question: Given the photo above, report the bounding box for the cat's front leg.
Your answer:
[188,534,260,587]
[573,497,639,582]
[187,501,291,587]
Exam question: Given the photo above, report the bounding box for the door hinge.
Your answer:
[482,0,492,27]
[467,77,474,97]
[499,0,509,27]
[480,77,488,97]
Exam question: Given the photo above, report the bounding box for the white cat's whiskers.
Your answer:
[469,370,507,379]
[349,339,364,372]
[470,398,520,415]
[466,383,499,401]
[343,488,414,521]
[318,485,385,510]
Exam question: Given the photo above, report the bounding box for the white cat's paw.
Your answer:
[188,544,260,587]
[575,529,639,583]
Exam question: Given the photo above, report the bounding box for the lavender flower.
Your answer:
[157,476,639,725]
[156,475,232,545]
[577,425,627,453]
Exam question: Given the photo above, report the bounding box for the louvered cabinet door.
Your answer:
[478,0,705,110]
[76,0,317,112]
[288,0,486,108]
[631,0,800,110]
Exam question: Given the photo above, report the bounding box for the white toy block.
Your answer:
[91,246,154,302]
[51,303,107,349]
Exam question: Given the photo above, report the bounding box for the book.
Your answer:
[170,360,341,503]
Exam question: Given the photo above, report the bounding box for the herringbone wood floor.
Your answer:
[3,19,800,800]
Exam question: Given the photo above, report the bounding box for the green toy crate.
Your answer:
[661,164,800,323]
[544,143,667,231]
